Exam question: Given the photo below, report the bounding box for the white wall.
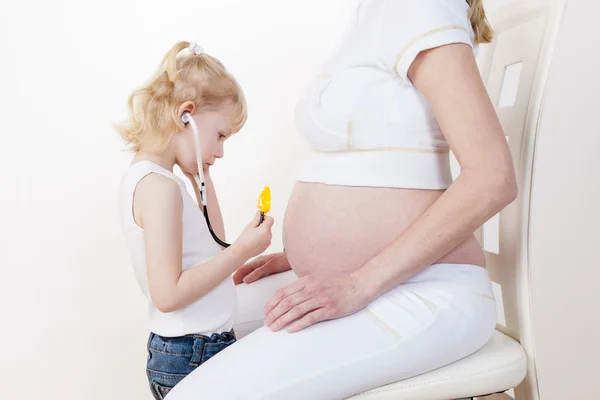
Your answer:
[0,1,353,398]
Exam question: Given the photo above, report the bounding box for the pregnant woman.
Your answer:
[168,0,516,399]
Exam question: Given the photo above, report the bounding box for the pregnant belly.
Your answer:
[282,182,485,277]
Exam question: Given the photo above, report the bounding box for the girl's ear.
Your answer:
[176,101,196,127]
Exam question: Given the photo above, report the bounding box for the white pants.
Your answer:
[166,263,496,400]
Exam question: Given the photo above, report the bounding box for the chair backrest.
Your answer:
[450,0,577,398]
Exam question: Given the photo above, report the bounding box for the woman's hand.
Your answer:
[263,272,371,333]
[233,252,291,285]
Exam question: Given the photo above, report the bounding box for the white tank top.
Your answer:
[119,161,236,337]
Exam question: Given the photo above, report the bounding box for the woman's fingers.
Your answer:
[232,264,255,285]
[264,291,312,327]
[233,256,265,285]
[264,279,307,315]
[267,298,323,332]
[243,261,275,283]
[264,273,369,333]
[242,267,266,284]
[284,308,330,333]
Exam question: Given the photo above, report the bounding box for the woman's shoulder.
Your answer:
[375,0,472,37]
[373,0,475,79]
[375,0,470,15]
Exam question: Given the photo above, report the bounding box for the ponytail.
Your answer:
[467,0,494,44]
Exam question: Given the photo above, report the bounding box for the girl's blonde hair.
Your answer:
[467,0,494,44]
[116,41,248,153]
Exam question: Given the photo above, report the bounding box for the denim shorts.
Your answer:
[146,330,236,400]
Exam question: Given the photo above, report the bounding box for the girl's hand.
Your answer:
[233,252,291,285]
[263,272,371,333]
[233,212,274,259]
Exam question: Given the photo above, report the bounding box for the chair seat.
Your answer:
[346,330,527,400]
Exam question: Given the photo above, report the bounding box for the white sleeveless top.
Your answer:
[119,161,236,337]
[295,0,477,189]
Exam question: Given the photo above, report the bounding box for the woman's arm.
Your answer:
[264,43,517,332]
[356,43,517,297]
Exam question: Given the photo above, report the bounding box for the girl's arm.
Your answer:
[135,173,272,313]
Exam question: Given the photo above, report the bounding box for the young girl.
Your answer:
[116,41,274,400]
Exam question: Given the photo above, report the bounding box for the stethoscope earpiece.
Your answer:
[181,113,191,126]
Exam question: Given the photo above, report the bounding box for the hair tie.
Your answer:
[188,42,204,55]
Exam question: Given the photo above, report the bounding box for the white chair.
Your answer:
[236,0,600,398]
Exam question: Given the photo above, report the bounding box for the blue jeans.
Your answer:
[146,330,236,400]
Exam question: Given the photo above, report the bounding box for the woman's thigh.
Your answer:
[166,309,401,400]
[234,270,297,338]
[166,279,496,400]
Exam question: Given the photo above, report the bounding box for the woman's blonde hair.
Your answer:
[116,41,248,153]
[466,0,494,44]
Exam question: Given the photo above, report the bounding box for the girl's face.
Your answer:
[174,103,237,175]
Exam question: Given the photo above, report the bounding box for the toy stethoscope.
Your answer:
[181,112,271,248]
